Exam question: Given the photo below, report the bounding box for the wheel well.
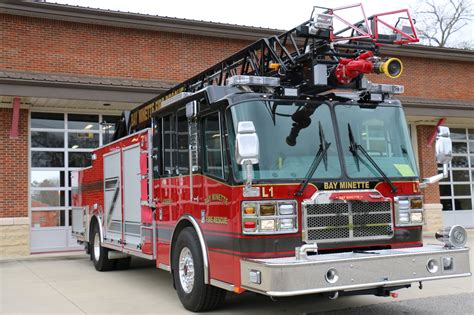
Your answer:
[89,216,99,243]
[170,219,205,289]
[170,220,194,267]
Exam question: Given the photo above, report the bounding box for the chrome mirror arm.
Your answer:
[421,164,448,188]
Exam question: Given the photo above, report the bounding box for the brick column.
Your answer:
[0,107,29,257]
[416,125,443,234]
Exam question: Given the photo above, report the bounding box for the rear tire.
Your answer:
[172,227,226,312]
[91,224,115,271]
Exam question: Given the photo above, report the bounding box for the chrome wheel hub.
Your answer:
[93,232,100,260]
[178,247,195,293]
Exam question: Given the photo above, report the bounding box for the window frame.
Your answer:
[439,128,473,212]
[161,113,176,176]
[29,111,120,228]
[201,111,227,180]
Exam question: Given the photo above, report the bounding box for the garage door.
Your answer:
[439,128,474,228]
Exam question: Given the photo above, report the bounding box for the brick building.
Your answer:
[0,1,473,256]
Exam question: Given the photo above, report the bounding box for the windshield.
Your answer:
[228,100,341,181]
[335,103,418,178]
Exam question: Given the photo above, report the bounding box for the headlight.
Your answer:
[279,218,295,230]
[260,219,275,231]
[399,199,410,210]
[399,212,410,224]
[279,203,295,215]
[394,196,424,227]
[242,200,297,234]
[410,212,423,223]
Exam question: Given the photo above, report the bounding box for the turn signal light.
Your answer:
[244,206,256,215]
[410,198,423,209]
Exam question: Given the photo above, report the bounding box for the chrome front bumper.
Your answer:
[240,245,471,297]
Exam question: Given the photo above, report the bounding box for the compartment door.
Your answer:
[104,150,122,243]
[122,144,142,249]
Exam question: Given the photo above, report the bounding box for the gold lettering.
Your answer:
[205,216,228,225]
[413,182,420,193]
[262,186,274,198]
[130,87,186,129]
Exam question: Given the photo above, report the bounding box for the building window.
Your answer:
[30,112,119,228]
[439,128,474,212]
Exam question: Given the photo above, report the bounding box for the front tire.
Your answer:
[91,224,115,271]
[172,227,226,312]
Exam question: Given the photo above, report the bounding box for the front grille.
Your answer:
[304,200,393,243]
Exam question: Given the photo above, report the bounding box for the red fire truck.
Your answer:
[71,4,471,312]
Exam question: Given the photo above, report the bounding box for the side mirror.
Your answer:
[186,101,197,118]
[422,126,452,187]
[235,121,259,165]
[235,121,259,189]
[435,126,452,164]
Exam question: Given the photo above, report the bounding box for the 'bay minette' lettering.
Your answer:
[323,182,370,190]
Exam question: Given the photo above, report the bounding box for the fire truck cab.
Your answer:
[71,4,471,312]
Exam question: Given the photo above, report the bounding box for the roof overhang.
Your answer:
[0,70,172,103]
[400,96,474,118]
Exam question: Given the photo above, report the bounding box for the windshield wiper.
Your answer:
[347,123,397,193]
[295,122,331,196]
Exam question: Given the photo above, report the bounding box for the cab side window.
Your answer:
[152,118,161,178]
[202,112,225,178]
[162,114,175,176]
[176,110,189,175]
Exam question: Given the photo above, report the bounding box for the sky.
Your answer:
[48,0,415,29]
[48,0,472,46]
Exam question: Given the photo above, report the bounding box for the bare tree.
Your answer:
[415,0,473,48]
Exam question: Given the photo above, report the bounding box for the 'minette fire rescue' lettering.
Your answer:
[205,216,228,225]
[324,182,370,190]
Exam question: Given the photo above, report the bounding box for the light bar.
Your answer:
[226,75,280,88]
[366,82,404,94]
[161,92,193,107]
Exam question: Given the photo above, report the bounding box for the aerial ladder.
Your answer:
[112,3,419,138]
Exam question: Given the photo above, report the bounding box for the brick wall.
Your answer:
[0,14,251,83]
[0,108,29,218]
[1,14,473,101]
[416,125,440,204]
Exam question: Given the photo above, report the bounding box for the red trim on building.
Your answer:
[427,118,446,147]
[9,97,21,139]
